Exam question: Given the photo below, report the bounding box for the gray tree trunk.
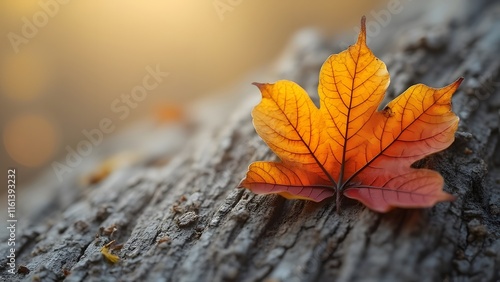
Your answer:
[1,1,499,281]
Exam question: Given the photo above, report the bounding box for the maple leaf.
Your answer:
[238,16,463,213]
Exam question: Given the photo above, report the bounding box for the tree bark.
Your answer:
[1,1,499,281]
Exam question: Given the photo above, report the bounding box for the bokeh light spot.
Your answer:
[3,114,59,167]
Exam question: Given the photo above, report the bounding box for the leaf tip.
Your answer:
[446,77,464,96]
[455,77,465,87]
[440,191,456,202]
[236,178,245,188]
[361,15,366,30]
[252,82,265,88]
[252,82,273,99]
[358,16,367,45]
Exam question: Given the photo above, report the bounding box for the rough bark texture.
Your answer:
[1,1,499,281]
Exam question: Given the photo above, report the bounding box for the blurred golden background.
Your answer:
[1,0,390,185]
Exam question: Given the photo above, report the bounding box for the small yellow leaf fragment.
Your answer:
[101,240,120,264]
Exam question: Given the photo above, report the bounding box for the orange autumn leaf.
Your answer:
[238,17,462,213]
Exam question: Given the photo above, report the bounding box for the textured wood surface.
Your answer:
[1,1,499,281]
